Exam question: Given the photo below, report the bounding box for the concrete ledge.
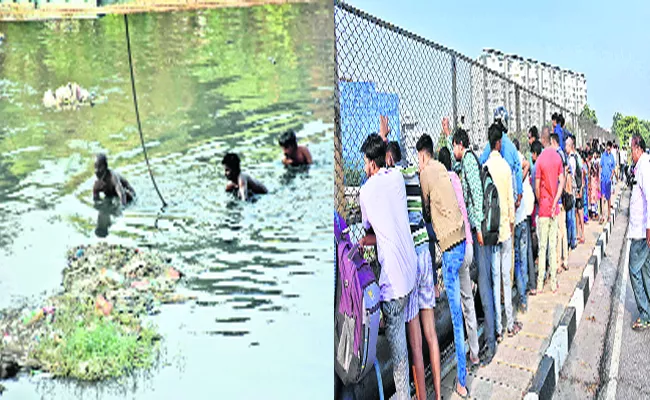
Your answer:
[582,262,595,291]
[589,255,598,276]
[560,306,577,349]
[529,355,555,400]
[527,189,623,399]
[578,276,590,305]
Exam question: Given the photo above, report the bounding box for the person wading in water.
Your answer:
[93,153,136,206]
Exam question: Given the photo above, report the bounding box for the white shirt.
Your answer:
[359,168,417,301]
[628,153,650,239]
[515,152,527,225]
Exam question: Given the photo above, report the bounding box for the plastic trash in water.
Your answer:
[23,309,45,326]
[2,332,12,345]
[131,279,150,291]
[95,295,113,316]
[165,267,181,281]
[100,268,124,284]
[75,248,85,258]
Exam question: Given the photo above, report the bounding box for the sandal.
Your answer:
[508,321,523,337]
[631,318,650,331]
[453,376,470,399]
[552,282,559,294]
[469,355,480,372]
[529,289,537,296]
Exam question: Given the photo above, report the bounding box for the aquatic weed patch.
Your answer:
[0,243,193,383]
[32,295,159,380]
[32,294,159,380]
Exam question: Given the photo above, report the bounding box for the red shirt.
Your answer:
[535,148,563,218]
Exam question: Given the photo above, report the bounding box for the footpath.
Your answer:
[426,184,624,400]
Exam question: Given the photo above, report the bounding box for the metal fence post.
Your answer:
[452,54,458,129]
[334,30,345,218]
[483,63,489,133]
[515,85,521,134]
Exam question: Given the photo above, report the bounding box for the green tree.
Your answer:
[611,112,623,138]
[613,114,650,146]
[580,104,598,125]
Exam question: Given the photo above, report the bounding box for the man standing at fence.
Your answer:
[445,127,498,365]
[484,123,522,340]
[552,113,565,152]
[385,141,442,400]
[551,133,570,274]
[480,107,523,209]
[527,126,539,167]
[535,127,565,293]
[566,135,582,246]
[416,133,470,398]
[512,139,531,313]
[358,134,416,400]
[439,147,481,372]
[600,141,616,224]
[530,139,543,294]
[627,134,650,331]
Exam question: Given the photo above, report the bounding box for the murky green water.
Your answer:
[0,5,333,399]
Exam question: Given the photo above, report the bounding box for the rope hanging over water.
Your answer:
[124,14,168,209]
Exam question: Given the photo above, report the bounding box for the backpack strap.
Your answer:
[461,150,481,212]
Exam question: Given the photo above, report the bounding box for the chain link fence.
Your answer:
[334,0,612,277]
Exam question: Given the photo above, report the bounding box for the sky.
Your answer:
[343,0,650,128]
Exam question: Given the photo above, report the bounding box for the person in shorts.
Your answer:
[385,141,441,400]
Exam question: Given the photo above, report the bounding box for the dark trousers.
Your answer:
[527,216,537,291]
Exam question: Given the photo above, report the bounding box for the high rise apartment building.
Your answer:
[472,48,587,133]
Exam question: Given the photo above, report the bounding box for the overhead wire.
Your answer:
[124,14,168,209]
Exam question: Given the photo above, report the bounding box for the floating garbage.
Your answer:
[0,243,193,383]
[42,82,96,110]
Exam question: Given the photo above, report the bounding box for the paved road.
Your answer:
[555,188,650,400]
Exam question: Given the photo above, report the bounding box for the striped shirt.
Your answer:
[393,165,429,248]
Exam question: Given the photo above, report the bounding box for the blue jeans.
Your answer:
[442,240,467,388]
[629,239,650,322]
[514,222,529,307]
[472,229,496,351]
[567,207,577,249]
[426,222,438,285]
[488,237,514,333]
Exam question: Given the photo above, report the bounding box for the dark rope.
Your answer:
[124,14,168,209]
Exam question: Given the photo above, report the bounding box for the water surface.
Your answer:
[0,5,333,399]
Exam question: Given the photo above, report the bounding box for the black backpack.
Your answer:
[481,165,501,246]
[571,154,583,190]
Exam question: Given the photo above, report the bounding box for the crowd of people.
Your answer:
[357,107,625,400]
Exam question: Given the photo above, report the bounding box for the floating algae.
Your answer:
[0,243,196,383]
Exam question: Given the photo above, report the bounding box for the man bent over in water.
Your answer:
[279,130,312,166]
[93,153,136,206]
[222,153,268,201]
